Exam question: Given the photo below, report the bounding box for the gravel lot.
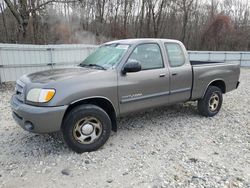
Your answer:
[0,68,250,188]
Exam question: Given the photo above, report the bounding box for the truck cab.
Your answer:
[116,39,193,114]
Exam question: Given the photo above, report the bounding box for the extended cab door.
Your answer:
[118,43,170,115]
[164,42,192,103]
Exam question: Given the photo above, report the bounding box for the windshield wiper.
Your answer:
[88,64,106,70]
[79,63,106,70]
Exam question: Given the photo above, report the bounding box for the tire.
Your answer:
[198,86,223,117]
[62,104,111,153]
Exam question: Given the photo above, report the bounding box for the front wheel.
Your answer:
[62,104,111,153]
[198,86,223,117]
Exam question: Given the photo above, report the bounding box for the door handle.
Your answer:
[172,73,178,76]
[159,74,166,78]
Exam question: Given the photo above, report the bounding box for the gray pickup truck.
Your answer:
[11,39,240,153]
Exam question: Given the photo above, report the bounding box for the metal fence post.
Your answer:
[47,48,54,69]
[240,52,243,66]
[50,48,53,69]
[0,48,2,86]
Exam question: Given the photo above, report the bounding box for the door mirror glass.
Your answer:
[122,60,142,74]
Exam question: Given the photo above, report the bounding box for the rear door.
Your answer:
[118,43,170,115]
[164,43,192,103]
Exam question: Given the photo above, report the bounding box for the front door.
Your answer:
[118,43,170,115]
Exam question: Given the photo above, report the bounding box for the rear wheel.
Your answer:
[62,104,111,153]
[198,86,223,117]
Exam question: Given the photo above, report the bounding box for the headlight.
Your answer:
[27,88,56,103]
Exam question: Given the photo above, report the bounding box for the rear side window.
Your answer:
[165,43,185,67]
[128,43,164,70]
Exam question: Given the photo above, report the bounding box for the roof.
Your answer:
[104,38,181,45]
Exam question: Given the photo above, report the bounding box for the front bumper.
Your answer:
[10,95,68,133]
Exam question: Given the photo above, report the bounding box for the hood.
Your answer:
[17,66,117,107]
[21,67,100,84]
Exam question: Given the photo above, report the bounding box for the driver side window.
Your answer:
[128,43,164,70]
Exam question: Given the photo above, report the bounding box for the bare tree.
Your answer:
[0,0,249,50]
[177,0,194,43]
[0,3,8,42]
[3,0,76,42]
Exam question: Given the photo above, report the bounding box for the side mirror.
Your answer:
[122,60,142,74]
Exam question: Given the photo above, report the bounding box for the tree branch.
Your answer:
[4,0,23,25]
[31,0,77,12]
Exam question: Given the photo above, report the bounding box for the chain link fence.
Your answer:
[0,43,249,84]
[0,43,97,83]
[189,51,250,67]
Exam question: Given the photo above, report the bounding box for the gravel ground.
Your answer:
[0,68,250,188]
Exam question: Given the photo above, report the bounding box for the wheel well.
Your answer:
[209,80,226,93]
[63,98,117,132]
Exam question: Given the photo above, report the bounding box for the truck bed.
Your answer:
[190,61,240,100]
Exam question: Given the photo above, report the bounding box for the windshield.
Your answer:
[79,44,130,69]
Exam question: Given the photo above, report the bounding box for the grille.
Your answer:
[15,80,25,102]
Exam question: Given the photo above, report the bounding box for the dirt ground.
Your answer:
[0,69,249,188]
